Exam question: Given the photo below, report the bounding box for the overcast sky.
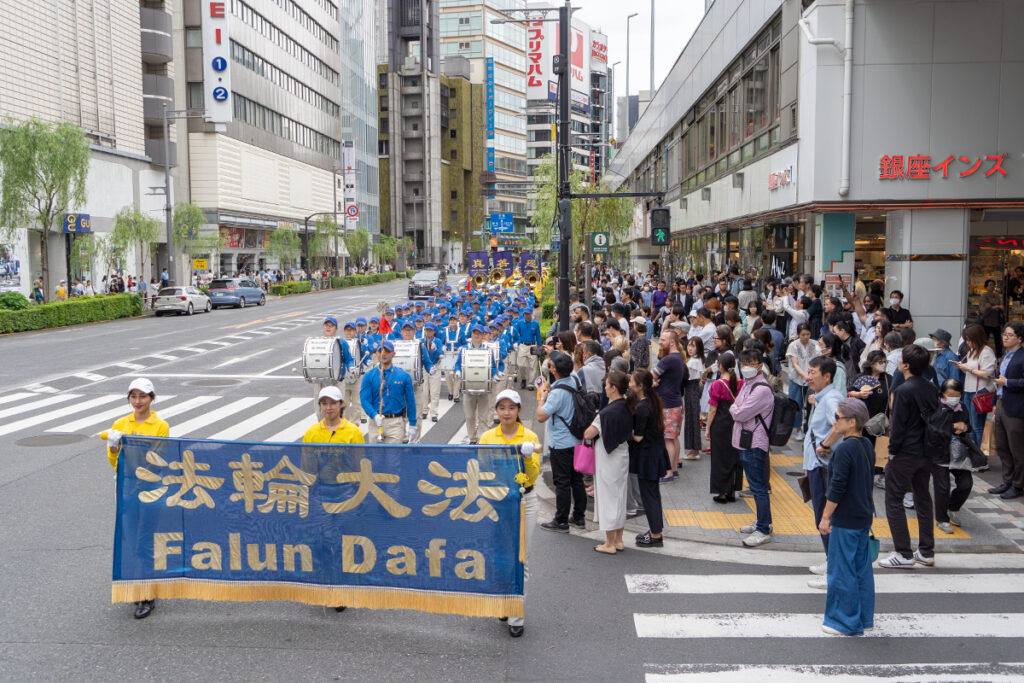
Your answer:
[573,0,706,99]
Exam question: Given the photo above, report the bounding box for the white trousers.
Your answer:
[342,379,363,423]
[461,391,492,442]
[416,372,441,418]
[516,345,536,385]
[508,490,536,628]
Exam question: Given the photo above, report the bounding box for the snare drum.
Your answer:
[461,349,493,394]
[343,338,362,384]
[302,336,342,382]
[392,340,423,384]
[440,351,458,374]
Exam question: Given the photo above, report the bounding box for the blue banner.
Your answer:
[491,251,514,277]
[467,251,489,278]
[113,437,525,617]
[486,57,495,139]
[521,252,540,276]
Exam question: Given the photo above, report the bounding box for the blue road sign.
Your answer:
[490,213,514,234]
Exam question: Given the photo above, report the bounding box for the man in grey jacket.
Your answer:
[575,341,606,394]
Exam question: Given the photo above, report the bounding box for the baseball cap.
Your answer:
[386,308,395,315]
[380,340,395,352]
[494,389,522,407]
[424,322,436,331]
[355,317,367,326]
[317,386,344,402]
[472,324,486,334]
[630,315,647,326]
[343,321,356,329]
[401,320,415,330]
[323,316,338,327]
[914,337,936,352]
[369,317,379,324]
[127,378,155,395]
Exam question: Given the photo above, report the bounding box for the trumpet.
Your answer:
[525,273,539,286]
[472,273,487,286]
[489,268,504,284]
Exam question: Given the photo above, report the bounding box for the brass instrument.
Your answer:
[489,268,504,284]
[472,273,487,286]
[525,273,539,286]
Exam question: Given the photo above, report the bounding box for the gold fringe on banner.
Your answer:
[112,579,524,618]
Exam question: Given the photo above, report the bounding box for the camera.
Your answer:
[529,345,547,357]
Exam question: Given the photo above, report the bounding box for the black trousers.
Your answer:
[637,477,664,535]
[984,324,1004,357]
[884,454,934,559]
[550,446,587,524]
[932,466,973,523]
[994,400,1024,490]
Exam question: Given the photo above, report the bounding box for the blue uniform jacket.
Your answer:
[360,364,417,424]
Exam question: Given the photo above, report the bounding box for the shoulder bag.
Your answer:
[972,389,994,415]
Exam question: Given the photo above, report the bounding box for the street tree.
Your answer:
[172,201,208,278]
[344,226,370,267]
[112,205,161,288]
[308,215,340,273]
[266,225,300,270]
[0,118,91,294]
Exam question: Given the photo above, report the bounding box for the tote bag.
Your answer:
[573,439,596,475]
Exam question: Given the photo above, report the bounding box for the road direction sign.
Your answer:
[490,213,514,234]
[590,231,610,254]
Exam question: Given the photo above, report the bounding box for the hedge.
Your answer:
[270,272,407,297]
[0,293,142,334]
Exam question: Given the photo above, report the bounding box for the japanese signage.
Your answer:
[590,232,610,254]
[527,13,591,100]
[973,237,1024,250]
[491,251,514,277]
[878,154,1008,181]
[768,165,794,191]
[521,252,540,275]
[202,1,232,124]
[486,148,495,199]
[192,258,209,270]
[0,229,26,295]
[591,32,608,66]
[343,140,357,228]
[468,251,489,278]
[112,437,524,617]
[486,58,495,139]
[62,213,91,233]
[526,16,547,91]
[490,213,514,234]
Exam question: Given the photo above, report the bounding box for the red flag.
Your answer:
[378,315,392,335]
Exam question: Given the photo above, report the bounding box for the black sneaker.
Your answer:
[520,380,527,389]
[540,521,569,533]
[635,533,664,548]
[570,517,586,528]
[453,397,461,403]
[636,530,651,541]
[447,393,453,401]
[133,600,155,619]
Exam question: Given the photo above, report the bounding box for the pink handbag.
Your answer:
[573,439,596,475]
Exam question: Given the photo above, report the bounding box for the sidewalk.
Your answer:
[535,435,1024,554]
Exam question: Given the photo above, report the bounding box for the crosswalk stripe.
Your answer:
[625,573,1024,595]
[644,662,1024,682]
[0,396,92,437]
[416,399,456,439]
[265,413,318,443]
[47,395,175,434]
[172,397,267,437]
[207,398,309,441]
[0,392,35,407]
[633,612,1024,639]
[0,394,82,420]
[148,354,178,361]
[74,372,105,382]
[156,396,223,422]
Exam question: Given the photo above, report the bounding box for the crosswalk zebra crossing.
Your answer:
[3,389,469,445]
[627,571,1024,680]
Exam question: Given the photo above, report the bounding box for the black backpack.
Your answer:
[552,377,599,440]
[922,400,952,454]
[752,384,800,447]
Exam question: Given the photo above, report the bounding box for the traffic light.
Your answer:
[650,207,670,246]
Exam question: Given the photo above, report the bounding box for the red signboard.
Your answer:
[591,38,607,63]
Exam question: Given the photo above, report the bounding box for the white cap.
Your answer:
[494,388,522,408]
[318,386,344,402]
[127,378,155,395]
[630,315,647,326]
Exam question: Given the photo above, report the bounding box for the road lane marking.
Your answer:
[47,395,176,434]
[266,412,318,443]
[221,309,311,330]
[74,372,106,382]
[644,663,1024,682]
[214,348,274,368]
[0,394,83,420]
[112,362,145,371]
[625,573,1024,595]
[259,357,302,375]
[154,395,222,421]
[0,395,91,436]
[207,397,309,441]
[0,392,35,406]
[633,613,1024,638]
[148,354,178,361]
[172,397,267,437]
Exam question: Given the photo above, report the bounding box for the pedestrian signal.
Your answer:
[650,208,670,246]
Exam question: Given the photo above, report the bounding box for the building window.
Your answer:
[185,28,202,47]
[450,190,458,200]
[450,129,457,139]
[379,95,388,111]
[187,82,204,109]
[450,149,457,160]
[379,72,387,89]
[450,88,457,97]
[378,139,389,155]
[451,211,458,223]
[380,116,388,130]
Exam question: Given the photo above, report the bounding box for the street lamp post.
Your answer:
[161,104,206,286]
[626,12,638,132]
[650,0,656,96]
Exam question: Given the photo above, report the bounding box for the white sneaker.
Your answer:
[873,474,886,490]
[821,624,845,636]
[913,550,935,566]
[792,430,804,442]
[948,510,962,527]
[903,493,915,509]
[742,530,772,547]
[807,575,827,589]
[877,551,915,569]
[739,522,773,534]
[809,560,828,576]
[937,522,954,534]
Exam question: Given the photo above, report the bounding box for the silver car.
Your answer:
[154,286,212,316]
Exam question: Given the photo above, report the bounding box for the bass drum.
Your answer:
[440,351,458,374]
[302,337,342,382]
[343,338,363,384]
[461,349,493,394]
[392,339,423,384]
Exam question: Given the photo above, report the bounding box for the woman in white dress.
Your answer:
[584,370,634,554]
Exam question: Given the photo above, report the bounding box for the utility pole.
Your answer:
[556,0,571,327]
[650,0,655,95]
[161,105,206,286]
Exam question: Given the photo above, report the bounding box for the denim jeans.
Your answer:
[962,391,988,446]
[740,447,772,534]
[788,381,809,431]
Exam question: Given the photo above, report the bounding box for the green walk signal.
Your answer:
[650,207,671,246]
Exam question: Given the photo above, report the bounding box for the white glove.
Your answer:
[107,429,123,451]
[375,414,384,427]
[407,425,418,442]
[520,441,535,456]
[455,370,462,379]
[430,367,438,376]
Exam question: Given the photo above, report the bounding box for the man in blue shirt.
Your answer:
[514,308,542,389]
[802,356,844,586]
[360,340,418,444]
[991,322,1024,499]
[537,353,585,532]
[419,322,444,422]
[442,315,464,402]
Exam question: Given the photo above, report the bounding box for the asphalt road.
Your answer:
[2,277,1023,681]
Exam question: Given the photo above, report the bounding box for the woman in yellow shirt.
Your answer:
[478,389,538,638]
[302,386,365,444]
[104,377,170,620]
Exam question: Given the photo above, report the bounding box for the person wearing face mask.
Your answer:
[887,291,913,331]
[930,379,973,534]
[728,349,776,547]
[817,333,848,394]
[850,350,892,487]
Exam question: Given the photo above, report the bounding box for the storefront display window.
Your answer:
[969,237,1024,322]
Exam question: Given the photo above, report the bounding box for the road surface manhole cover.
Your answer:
[16,434,89,447]
[186,379,242,388]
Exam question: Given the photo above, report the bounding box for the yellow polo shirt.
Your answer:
[106,412,170,468]
[302,419,365,444]
[478,422,540,487]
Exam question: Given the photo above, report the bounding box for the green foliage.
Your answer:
[266,226,301,270]
[112,205,161,284]
[344,227,370,263]
[406,269,415,278]
[172,202,211,273]
[371,234,397,265]
[0,291,31,311]
[270,272,402,297]
[0,293,141,334]
[0,117,91,293]
[269,281,313,296]
[309,215,341,271]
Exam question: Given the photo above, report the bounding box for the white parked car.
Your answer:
[154,286,212,316]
